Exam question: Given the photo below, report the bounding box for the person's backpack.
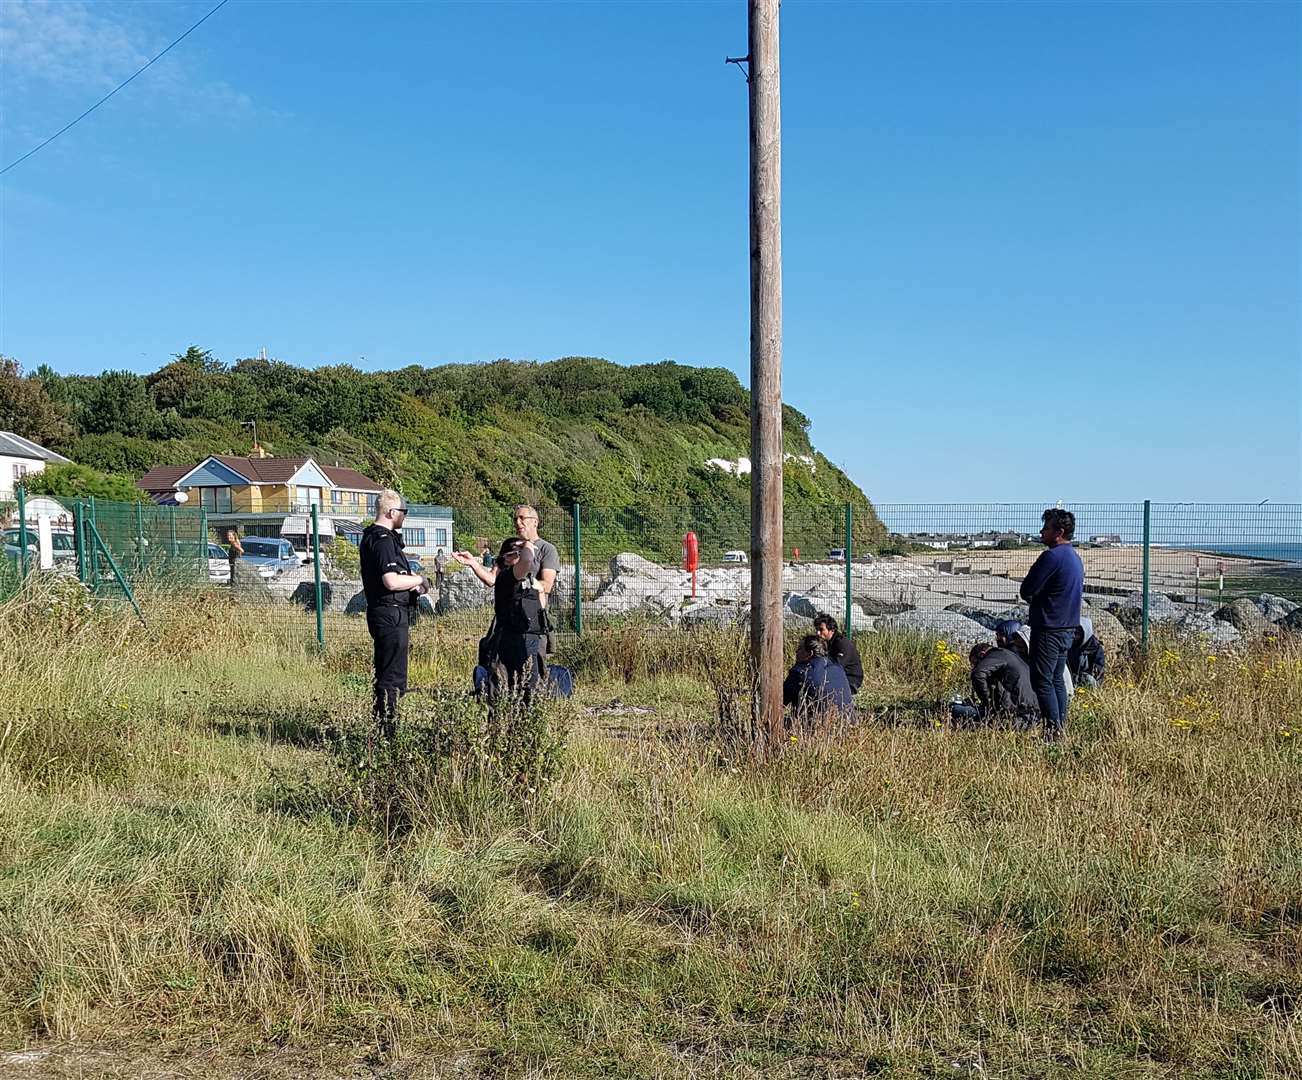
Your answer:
[472,661,573,700]
[546,664,574,699]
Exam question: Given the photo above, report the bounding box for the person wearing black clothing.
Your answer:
[482,536,546,699]
[813,613,863,693]
[964,641,1039,727]
[1068,616,1106,687]
[222,527,243,587]
[360,490,431,736]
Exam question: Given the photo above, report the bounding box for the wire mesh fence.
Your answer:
[5,495,1299,654]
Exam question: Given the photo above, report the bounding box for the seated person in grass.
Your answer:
[813,613,863,694]
[996,618,1023,654]
[1010,622,1072,701]
[951,642,1040,728]
[783,634,855,731]
[1068,616,1106,687]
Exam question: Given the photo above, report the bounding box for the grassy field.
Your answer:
[2,579,1300,1079]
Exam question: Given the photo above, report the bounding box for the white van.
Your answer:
[722,550,748,564]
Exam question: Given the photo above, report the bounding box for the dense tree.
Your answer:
[14,350,885,554]
[0,357,73,448]
[82,371,158,438]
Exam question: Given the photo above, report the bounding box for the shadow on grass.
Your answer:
[209,701,339,747]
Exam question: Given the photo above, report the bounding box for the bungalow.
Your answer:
[1,432,71,501]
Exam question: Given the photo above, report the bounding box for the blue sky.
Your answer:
[2,0,1298,502]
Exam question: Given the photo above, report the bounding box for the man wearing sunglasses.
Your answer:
[360,489,431,737]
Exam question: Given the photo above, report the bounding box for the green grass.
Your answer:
[1,579,1300,1078]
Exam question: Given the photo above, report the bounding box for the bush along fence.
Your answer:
[6,492,1299,653]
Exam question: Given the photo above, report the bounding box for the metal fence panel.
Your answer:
[9,495,1297,656]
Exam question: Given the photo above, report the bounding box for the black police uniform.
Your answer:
[359,522,416,734]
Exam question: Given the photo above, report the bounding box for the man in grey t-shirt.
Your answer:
[453,504,561,650]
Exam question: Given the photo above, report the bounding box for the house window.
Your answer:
[402,528,426,546]
[435,528,448,547]
[198,487,232,512]
[366,495,378,514]
[12,463,28,484]
[295,486,322,509]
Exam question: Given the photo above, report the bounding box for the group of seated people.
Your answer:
[950,616,1106,729]
[783,611,1106,733]
[782,614,862,730]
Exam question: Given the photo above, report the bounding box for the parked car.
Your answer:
[827,548,846,562]
[206,543,232,582]
[406,554,424,574]
[721,550,748,565]
[236,537,301,577]
[3,527,77,567]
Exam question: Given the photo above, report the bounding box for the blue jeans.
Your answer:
[1030,627,1075,737]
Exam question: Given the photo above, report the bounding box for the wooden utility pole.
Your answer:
[747,0,784,746]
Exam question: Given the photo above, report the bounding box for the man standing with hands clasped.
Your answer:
[1019,507,1085,742]
[360,490,432,738]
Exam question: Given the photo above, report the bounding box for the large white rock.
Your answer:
[1255,593,1300,622]
[1175,611,1241,645]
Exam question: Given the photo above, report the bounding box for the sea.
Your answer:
[1173,543,1302,563]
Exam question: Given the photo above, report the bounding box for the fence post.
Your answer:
[168,506,177,559]
[844,502,853,634]
[16,486,28,578]
[199,508,207,573]
[73,499,87,583]
[311,504,324,650]
[572,502,583,636]
[88,496,98,589]
[1141,499,1151,653]
[135,500,146,573]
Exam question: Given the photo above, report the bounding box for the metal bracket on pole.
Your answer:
[725,54,751,82]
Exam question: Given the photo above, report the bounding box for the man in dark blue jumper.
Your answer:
[783,634,855,732]
[1019,508,1085,740]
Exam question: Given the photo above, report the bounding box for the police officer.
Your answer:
[360,490,430,736]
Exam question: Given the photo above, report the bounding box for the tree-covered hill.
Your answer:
[3,350,883,554]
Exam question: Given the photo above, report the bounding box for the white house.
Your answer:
[396,504,455,560]
[0,432,71,501]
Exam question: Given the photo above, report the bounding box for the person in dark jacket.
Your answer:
[360,490,432,737]
[1019,508,1085,740]
[1068,616,1106,687]
[813,613,863,693]
[481,536,546,700]
[783,635,855,731]
[951,642,1040,728]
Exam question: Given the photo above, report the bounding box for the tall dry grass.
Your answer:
[1,577,1299,1077]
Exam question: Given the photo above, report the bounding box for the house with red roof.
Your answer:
[136,451,453,557]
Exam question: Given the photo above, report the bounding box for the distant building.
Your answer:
[1090,534,1122,545]
[0,432,71,501]
[138,451,456,552]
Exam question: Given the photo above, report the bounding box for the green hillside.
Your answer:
[4,350,883,554]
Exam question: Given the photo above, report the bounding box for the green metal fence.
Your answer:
[7,494,1299,653]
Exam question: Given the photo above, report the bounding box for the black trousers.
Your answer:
[367,605,411,736]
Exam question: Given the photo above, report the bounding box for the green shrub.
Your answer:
[287,692,571,837]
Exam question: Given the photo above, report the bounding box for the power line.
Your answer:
[1,0,233,176]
